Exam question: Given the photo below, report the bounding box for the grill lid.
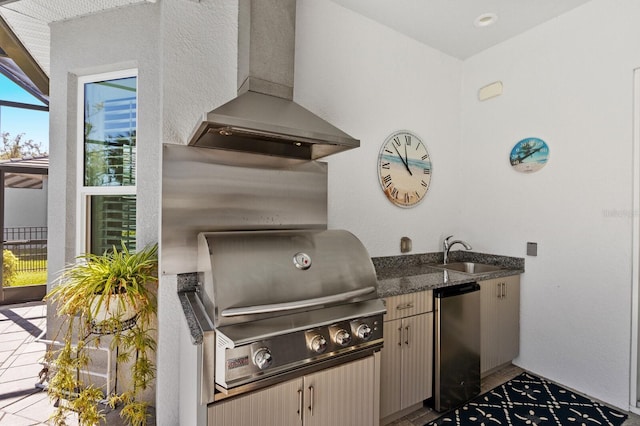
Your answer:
[197,229,379,327]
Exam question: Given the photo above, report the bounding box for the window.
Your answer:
[77,70,137,255]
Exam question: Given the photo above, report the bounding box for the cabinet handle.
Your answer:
[396,302,414,311]
[496,283,501,298]
[405,325,410,346]
[497,282,505,299]
[297,389,303,420]
[502,282,507,298]
[308,385,314,416]
[398,326,403,346]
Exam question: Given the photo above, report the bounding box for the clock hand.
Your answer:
[393,144,413,176]
[404,143,413,175]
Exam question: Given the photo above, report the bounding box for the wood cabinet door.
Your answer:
[480,276,521,375]
[384,291,433,321]
[303,356,375,426]
[208,378,303,426]
[401,312,433,408]
[380,318,403,418]
[498,275,520,365]
[480,279,501,374]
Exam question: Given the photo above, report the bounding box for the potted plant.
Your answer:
[44,242,158,426]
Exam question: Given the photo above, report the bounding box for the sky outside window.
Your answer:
[0,73,49,153]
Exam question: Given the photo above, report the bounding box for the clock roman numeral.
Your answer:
[421,180,428,187]
[423,168,430,175]
[393,137,401,147]
[415,142,422,151]
[421,154,429,160]
[381,162,390,169]
[383,174,392,187]
[404,193,410,203]
[385,149,393,154]
[415,191,421,199]
[405,134,411,146]
[391,187,399,199]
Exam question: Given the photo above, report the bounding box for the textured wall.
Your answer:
[460,0,640,410]
[295,0,464,256]
[159,1,237,423]
[48,0,161,406]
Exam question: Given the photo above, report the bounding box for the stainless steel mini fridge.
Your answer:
[433,282,481,412]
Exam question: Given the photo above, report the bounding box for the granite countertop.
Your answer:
[373,251,524,298]
[178,251,524,345]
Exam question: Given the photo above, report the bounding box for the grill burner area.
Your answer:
[197,229,385,397]
[216,303,383,390]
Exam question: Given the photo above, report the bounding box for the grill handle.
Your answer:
[220,287,376,317]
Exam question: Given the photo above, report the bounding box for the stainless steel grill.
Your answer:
[197,229,385,398]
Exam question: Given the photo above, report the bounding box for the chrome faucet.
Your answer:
[443,235,472,264]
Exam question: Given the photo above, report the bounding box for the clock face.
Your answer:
[377,130,432,208]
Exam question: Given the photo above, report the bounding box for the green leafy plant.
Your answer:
[2,249,18,286]
[45,243,158,426]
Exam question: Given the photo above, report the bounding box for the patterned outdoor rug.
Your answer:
[426,372,628,426]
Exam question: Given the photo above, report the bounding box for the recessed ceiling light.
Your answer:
[474,13,498,28]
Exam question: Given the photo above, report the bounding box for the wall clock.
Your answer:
[377,130,432,208]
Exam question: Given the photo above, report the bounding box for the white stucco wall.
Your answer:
[460,0,640,410]
[296,1,463,255]
[159,1,237,424]
[48,0,162,410]
[49,2,161,271]
[5,180,47,228]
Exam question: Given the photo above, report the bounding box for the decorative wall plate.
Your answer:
[510,137,549,173]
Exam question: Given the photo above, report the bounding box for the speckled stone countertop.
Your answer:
[373,251,524,298]
[178,251,524,345]
[177,273,204,344]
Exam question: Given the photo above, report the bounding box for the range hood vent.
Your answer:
[188,0,359,160]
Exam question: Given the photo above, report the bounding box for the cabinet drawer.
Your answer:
[383,291,432,321]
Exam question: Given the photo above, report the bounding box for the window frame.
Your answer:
[76,68,138,255]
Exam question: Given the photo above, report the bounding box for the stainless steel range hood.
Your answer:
[188,0,359,160]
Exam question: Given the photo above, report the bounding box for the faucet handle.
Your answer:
[444,235,454,241]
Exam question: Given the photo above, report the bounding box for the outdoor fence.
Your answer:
[3,226,47,273]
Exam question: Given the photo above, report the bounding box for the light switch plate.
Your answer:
[527,242,537,256]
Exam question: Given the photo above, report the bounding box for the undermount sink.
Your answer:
[434,262,504,274]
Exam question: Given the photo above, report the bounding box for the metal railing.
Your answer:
[3,226,47,273]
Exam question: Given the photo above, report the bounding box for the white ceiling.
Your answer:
[0,0,594,80]
[330,0,593,59]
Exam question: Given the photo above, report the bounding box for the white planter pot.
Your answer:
[90,294,138,324]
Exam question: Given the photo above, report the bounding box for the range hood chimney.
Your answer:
[188,0,360,160]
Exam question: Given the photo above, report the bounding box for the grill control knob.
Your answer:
[356,324,372,341]
[334,329,351,346]
[253,348,273,370]
[310,335,327,353]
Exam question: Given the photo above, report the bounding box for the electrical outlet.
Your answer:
[400,237,412,253]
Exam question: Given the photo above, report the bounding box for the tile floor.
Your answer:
[387,364,640,426]
[0,301,54,425]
